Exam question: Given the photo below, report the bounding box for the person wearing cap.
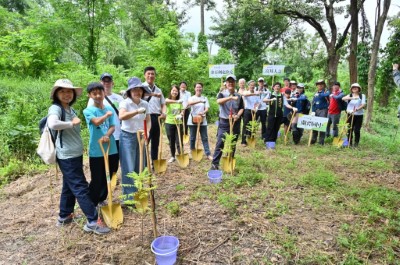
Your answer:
[211,74,244,170]
[165,85,185,163]
[187,82,212,160]
[326,81,345,138]
[87,73,123,168]
[311,79,330,145]
[263,82,284,149]
[240,80,261,146]
[238,78,247,95]
[393,64,400,87]
[118,77,151,204]
[256,77,270,141]
[179,81,191,138]
[280,77,290,93]
[289,80,297,94]
[83,82,118,209]
[48,79,110,234]
[290,83,308,144]
[342,83,366,147]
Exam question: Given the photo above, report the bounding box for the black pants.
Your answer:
[89,153,119,206]
[212,118,241,166]
[165,123,182,157]
[149,114,161,161]
[265,115,282,142]
[241,109,252,144]
[256,109,267,141]
[347,114,363,145]
[183,108,190,136]
[312,108,328,144]
[291,123,304,144]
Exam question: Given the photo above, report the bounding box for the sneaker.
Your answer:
[56,213,83,227]
[210,164,219,170]
[83,219,110,235]
[168,157,176,163]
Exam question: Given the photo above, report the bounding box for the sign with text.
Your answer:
[262,65,285,76]
[297,114,328,132]
[209,64,235,78]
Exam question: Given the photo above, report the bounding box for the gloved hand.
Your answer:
[177,99,184,104]
[347,110,353,114]
[175,114,182,120]
[137,107,146,114]
[311,112,315,116]
[293,107,298,113]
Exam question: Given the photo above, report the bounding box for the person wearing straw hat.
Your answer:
[48,79,110,234]
[118,77,151,205]
[83,82,118,208]
[211,74,244,170]
[342,83,366,147]
[310,79,330,145]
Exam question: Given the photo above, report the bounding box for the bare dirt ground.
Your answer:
[0,125,399,264]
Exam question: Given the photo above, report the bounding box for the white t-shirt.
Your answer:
[346,94,366,116]
[180,90,191,109]
[187,95,210,126]
[119,98,149,133]
[87,92,123,140]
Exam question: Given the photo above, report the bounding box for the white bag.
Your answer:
[37,126,56,164]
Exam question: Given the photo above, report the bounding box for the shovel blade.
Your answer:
[101,203,123,229]
[176,154,189,168]
[183,134,189,144]
[221,157,236,174]
[153,159,167,174]
[192,149,203,161]
[247,137,256,148]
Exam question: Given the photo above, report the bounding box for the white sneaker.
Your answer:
[168,157,176,163]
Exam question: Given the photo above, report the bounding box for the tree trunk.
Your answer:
[349,0,359,84]
[200,0,205,35]
[327,46,340,85]
[364,0,391,129]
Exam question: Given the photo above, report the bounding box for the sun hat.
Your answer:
[258,77,264,82]
[127,77,151,94]
[350,83,362,91]
[315,79,325,85]
[297,83,305,88]
[50,79,83,99]
[289,80,297,85]
[225,74,236,81]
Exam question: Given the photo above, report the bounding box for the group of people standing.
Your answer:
[47,66,367,234]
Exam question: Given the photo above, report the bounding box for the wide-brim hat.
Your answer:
[315,79,326,85]
[350,83,362,91]
[127,77,151,94]
[297,83,305,89]
[289,80,297,85]
[50,79,82,99]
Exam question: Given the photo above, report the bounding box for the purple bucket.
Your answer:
[342,139,349,147]
[208,170,223,184]
[151,236,180,265]
[265,142,276,150]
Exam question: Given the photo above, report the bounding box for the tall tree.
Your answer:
[211,0,289,79]
[365,0,392,128]
[348,0,360,84]
[267,0,366,84]
[185,0,216,35]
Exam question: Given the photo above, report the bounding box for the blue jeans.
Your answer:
[326,113,341,137]
[119,130,147,201]
[57,156,98,223]
[212,118,241,166]
[189,125,211,156]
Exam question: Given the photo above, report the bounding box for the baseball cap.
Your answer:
[100,73,113,81]
[225,74,236,81]
[258,77,264,82]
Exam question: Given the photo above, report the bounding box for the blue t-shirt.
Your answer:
[83,105,118,157]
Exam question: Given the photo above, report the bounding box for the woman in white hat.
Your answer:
[342,83,366,147]
[118,77,151,205]
[48,79,110,234]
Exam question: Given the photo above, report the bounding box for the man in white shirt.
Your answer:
[180,81,191,137]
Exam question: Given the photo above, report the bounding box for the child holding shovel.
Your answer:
[83,82,118,209]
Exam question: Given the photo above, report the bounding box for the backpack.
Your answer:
[38,104,66,147]
[339,98,348,111]
[303,99,311,114]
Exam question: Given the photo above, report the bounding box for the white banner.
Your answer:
[262,65,285,76]
[297,114,329,132]
[209,64,235,78]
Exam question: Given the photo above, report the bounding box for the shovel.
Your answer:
[182,109,189,144]
[247,109,257,148]
[192,116,204,161]
[143,121,158,238]
[284,109,297,145]
[333,110,353,147]
[153,116,167,174]
[175,117,189,168]
[134,131,149,213]
[222,111,236,174]
[99,140,123,229]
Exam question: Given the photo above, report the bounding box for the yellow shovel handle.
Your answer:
[98,139,110,182]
